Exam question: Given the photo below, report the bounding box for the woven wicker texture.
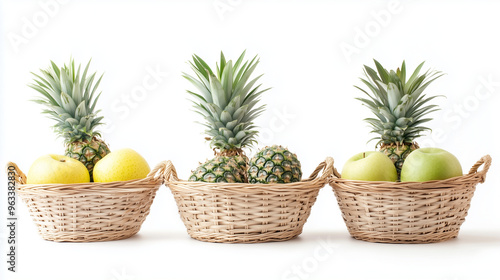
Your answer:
[329,155,492,244]
[166,157,334,243]
[6,161,168,242]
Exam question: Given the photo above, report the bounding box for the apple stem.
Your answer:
[60,159,66,162]
[363,152,365,158]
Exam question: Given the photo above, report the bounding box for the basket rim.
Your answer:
[168,180,325,194]
[6,161,169,194]
[329,154,491,191]
[166,157,335,192]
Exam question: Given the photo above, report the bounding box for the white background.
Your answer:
[1,0,500,279]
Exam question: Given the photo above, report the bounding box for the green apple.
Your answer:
[400,148,463,182]
[342,151,398,181]
[27,154,90,184]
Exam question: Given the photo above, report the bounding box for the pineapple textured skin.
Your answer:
[380,142,419,174]
[189,156,244,183]
[65,137,111,181]
[248,145,302,184]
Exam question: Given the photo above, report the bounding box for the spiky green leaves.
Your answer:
[355,60,444,145]
[29,59,104,144]
[184,51,269,151]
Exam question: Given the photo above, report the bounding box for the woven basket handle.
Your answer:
[5,162,27,185]
[160,160,179,184]
[306,157,336,182]
[147,161,170,185]
[468,155,492,183]
[325,158,342,180]
[147,160,180,185]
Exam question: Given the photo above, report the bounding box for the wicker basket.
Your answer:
[165,157,334,243]
[6,161,167,242]
[329,155,492,244]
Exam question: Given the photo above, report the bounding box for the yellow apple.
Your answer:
[93,148,150,183]
[27,154,90,184]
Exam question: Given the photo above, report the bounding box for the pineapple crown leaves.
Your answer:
[355,59,445,146]
[29,58,105,144]
[183,50,270,151]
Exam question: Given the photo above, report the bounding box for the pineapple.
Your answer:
[355,60,444,174]
[29,58,110,180]
[184,51,269,183]
[189,156,244,183]
[248,145,302,184]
